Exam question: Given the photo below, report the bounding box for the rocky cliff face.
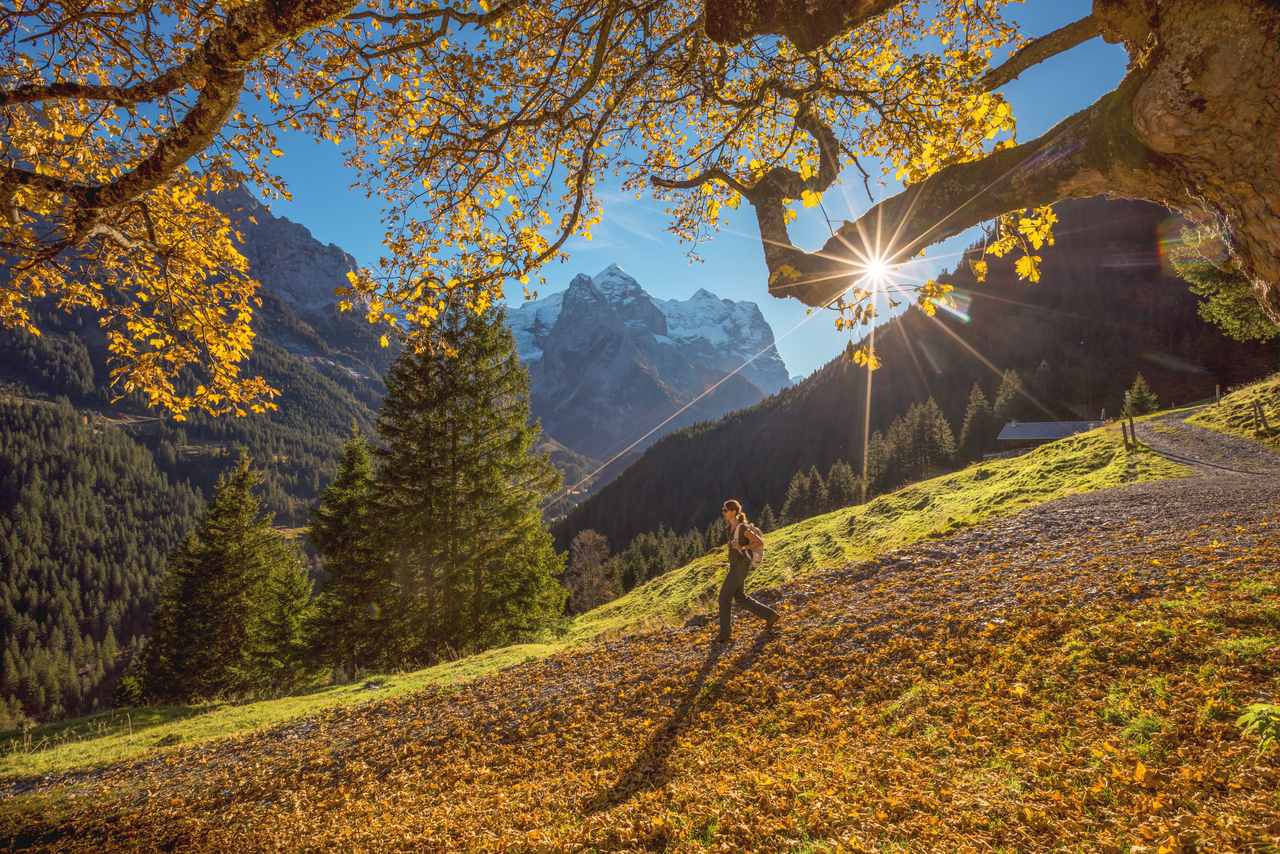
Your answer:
[211,187,395,379]
[507,264,790,460]
[214,187,358,313]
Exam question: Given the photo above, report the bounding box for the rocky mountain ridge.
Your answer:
[508,264,790,459]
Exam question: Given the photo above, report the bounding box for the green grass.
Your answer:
[571,423,1187,640]
[0,423,1188,782]
[1188,372,1280,450]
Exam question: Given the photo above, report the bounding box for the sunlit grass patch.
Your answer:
[1188,372,1280,450]
[1214,635,1275,660]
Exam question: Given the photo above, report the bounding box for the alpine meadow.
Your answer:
[3,1,1280,851]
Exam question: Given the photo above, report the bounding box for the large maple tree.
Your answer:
[2,0,1276,415]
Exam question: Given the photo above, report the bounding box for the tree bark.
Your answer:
[705,0,901,51]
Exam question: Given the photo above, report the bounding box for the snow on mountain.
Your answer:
[505,264,792,459]
[508,291,563,364]
[507,265,790,396]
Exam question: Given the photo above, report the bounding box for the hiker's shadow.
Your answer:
[584,630,772,814]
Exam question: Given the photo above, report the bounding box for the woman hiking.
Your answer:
[715,499,779,646]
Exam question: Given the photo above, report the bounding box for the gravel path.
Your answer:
[1135,408,1280,477]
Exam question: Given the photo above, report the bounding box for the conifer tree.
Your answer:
[1123,373,1160,416]
[705,516,728,549]
[309,432,391,675]
[958,383,995,462]
[825,460,860,510]
[780,469,811,523]
[244,550,316,697]
[805,466,829,518]
[757,504,778,533]
[144,455,310,702]
[916,398,957,477]
[992,369,1028,426]
[864,431,893,498]
[375,304,565,662]
[885,410,916,485]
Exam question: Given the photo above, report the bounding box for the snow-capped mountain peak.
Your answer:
[589,263,646,304]
[506,263,790,459]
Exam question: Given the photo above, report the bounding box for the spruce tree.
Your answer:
[144,455,309,702]
[886,410,915,484]
[705,516,728,548]
[864,430,892,497]
[958,382,995,462]
[1123,373,1160,416]
[244,548,316,696]
[825,460,860,510]
[375,304,565,662]
[916,397,956,476]
[780,470,811,523]
[309,432,391,675]
[757,504,778,533]
[805,466,829,518]
[992,369,1027,425]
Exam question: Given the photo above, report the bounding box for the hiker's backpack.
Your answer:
[733,521,765,568]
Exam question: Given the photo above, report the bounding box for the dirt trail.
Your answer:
[1135,408,1280,477]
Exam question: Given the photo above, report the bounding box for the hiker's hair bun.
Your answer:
[722,498,747,525]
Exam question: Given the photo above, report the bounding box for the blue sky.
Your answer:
[263,1,1125,378]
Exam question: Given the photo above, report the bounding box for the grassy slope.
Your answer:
[1,423,1187,781]
[5,478,1278,851]
[571,424,1187,640]
[1188,373,1280,451]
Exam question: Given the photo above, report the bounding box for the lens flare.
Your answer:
[851,252,900,291]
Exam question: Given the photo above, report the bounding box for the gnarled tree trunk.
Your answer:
[711,0,1280,325]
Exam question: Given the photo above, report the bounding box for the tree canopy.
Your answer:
[4,0,1277,416]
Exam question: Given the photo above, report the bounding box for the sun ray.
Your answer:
[915,307,1058,420]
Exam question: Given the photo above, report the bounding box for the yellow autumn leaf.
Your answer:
[1014,254,1042,283]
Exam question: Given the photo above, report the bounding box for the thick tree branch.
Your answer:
[2,0,357,235]
[0,51,210,107]
[345,0,525,26]
[759,73,1160,307]
[704,0,902,51]
[980,15,1102,91]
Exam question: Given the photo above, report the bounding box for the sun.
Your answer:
[855,252,895,287]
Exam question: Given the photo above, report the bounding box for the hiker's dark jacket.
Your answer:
[727,524,753,573]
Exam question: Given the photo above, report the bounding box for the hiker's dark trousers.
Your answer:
[717,563,777,642]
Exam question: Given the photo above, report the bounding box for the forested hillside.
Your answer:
[559,199,1279,550]
[0,399,204,726]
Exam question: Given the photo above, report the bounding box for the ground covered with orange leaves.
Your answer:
[4,423,1280,852]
